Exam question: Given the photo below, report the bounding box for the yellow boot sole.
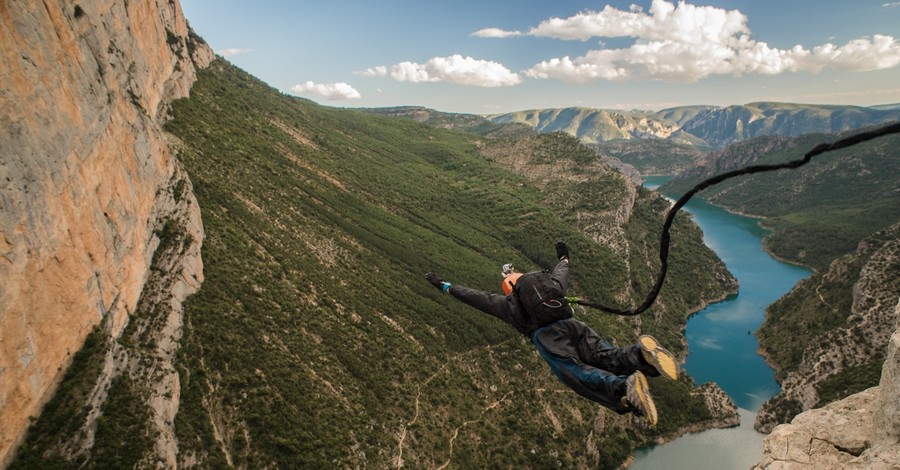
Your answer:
[639,335,678,381]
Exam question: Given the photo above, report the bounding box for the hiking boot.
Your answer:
[623,371,657,427]
[639,335,678,381]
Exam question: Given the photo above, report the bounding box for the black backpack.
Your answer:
[514,271,572,327]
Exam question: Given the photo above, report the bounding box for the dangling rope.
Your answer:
[573,121,900,316]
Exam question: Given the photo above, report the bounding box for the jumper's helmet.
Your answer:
[500,263,521,296]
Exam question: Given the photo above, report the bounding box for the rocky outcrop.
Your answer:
[753,305,900,469]
[0,0,212,465]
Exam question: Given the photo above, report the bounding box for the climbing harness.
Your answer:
[572,121,900,316]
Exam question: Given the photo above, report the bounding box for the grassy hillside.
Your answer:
[660,130,900,269]
[13,60,735,469]
[357,106,534,138]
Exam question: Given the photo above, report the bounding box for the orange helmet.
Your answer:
[501,272,522,296]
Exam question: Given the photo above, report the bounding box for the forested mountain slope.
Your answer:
[755,222,900,432]
[660,129,900,269]
[13,59,737,469]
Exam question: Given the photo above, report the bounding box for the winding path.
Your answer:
[394,340,515,468]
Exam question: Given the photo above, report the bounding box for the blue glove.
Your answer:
[426,272,451,293]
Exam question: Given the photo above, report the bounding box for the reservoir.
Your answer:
[629,176,812,469]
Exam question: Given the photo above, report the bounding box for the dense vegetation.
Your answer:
[11,325,110,469]
[14,59,736,469]
[357,106,533,138]
[661,130,900,269]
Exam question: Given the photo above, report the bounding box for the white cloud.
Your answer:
[218,48,252,57]
[528,0,748,44]
[884,2,900,8]
[358,55,522,87]
[504,0,900,83]
[471,28,523,38]
[289,81,361,100]
[356,65,388,77]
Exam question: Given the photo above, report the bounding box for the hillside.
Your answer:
[754,222,900,432]
[11,59,739,469]
[754,307,900,468]
[358,105,533,138]
[659,130,900,270]
[487,103,900,150]
[487,107,696,145]
[591,139,706,176]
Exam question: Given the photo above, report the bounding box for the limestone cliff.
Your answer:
[753,302,900,469]
[0,0,212,465]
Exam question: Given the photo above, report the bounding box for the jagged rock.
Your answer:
[754,302,900,469]
[693,383,741,428]
[873,308,900,449]
[0,0,212,465]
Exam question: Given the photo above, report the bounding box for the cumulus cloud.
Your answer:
[495,0,900,83]
[357,55,522,87]
[471,28,523,38]
[218,48,252,57]
[289,81,361,100]
[357,65,388,78]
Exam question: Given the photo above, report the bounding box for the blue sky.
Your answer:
[181,0,900,114]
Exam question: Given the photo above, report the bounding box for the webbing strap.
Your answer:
[575,121,900,316]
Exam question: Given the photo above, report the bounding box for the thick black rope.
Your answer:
[574,121,900,316]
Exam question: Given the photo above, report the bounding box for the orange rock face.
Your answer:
[0,0,212,464]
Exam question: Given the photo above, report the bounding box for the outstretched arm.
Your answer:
[425,272,515,324]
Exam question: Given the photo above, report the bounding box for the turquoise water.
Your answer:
[630,175,812,469]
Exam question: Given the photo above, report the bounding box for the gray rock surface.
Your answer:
[754,302,900,469]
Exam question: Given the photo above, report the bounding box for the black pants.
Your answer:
[532,318,658,413]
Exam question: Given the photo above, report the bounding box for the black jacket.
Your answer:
[447,259,570,336]
[448,284,537,336]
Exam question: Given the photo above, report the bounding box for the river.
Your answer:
[629,176,812,470]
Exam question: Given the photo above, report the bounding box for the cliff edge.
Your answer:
[0,0,212,465]
[753,301,900,469]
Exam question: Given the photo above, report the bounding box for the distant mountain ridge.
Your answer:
[486,103,900,149]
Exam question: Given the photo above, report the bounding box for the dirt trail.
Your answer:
[394,340,513,468]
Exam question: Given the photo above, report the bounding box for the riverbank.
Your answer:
[632,176,813,468]
[647,175,817,273]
